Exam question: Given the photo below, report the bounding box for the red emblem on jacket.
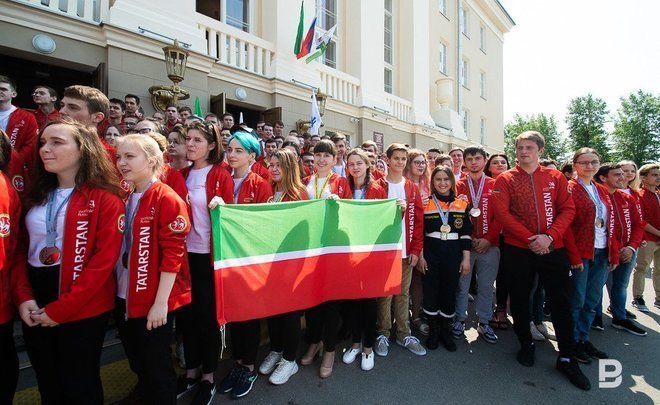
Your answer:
[0,214,10,238]
[118,213,126,233]
[11,175,24,192]
[168,215,187,233]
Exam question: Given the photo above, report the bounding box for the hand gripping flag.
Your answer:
[211,199,403,325]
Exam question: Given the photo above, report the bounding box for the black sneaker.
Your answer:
[556,358,591,390]
[632,297,649,312]
[612,318,647,336]
[191,380,216,405]
[583,340,608,359]
[231,366,258,399]
[573,342,592,364]
[516,342,535,367]
[590,316,604,331]
[606,306,637,319]
[218,362,242,393]
[176,375,200,399]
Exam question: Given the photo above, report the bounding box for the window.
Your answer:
[462,109,469,135]
[480,71,486,98]
[438,0,447,16]
[439,42,447,74]
[384,0,394,93]
[384,67,393,94]
[480,118,486,144]
[317,0,338,68]
[196,0,250,32]
[479,25,486,52]
[460,58,469,88]
[460,6,469,36]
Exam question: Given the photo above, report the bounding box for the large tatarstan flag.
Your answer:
[211,199,403,325]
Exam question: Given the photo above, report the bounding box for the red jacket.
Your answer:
[235,172,273,204]
[377,177,424,257]
[0,173,22,324]
[163,165,188,201]
[303,172,353,199]
[8,150,28,194]
[353,182,387,200]
[251,162,271,182]
[610,190,644,252]
[181,164,234,207]
[7,107,38,166]
[372,169,385,181]
[31,108,60,129]
[124,182,191,318]
[564,179,619,265]
[493,165,575,250]
[14,185,125,324]
[456,175,502,246]
[638,188,659,242]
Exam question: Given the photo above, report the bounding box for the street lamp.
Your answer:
[296,91,328,134]
[149,39,191,111]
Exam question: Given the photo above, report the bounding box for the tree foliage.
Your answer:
[504,113,567,163]
[565,94,610,161]
[611,90,660,165]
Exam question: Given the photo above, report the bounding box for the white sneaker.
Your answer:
[268,360,298,385]
[374,335,389,357]
[396,335,427,356]
[342,347,361,364]
[535,322,556,341]
[361,352,374,371]
[259,351,283,375]
[530,322,546,341]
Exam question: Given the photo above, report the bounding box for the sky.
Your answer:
[499,0,660,132]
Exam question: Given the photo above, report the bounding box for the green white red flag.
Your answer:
[211,199,403,325]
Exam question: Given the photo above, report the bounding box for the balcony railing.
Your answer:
[15,0,108,24]
[197,14,274,78]
[317,64,360,105]
[385,94,413,122]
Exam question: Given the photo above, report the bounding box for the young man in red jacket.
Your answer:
[0,75,39,183]
[31,85,60,129]
[632,163,660,312]
[593,163,646,336]
[454,146,501,344]
[493,131,590,390]
[374,143,427,357]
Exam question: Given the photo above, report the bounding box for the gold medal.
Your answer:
[470,207,481,217]
[440,224,451,233]
[39,246,61,266]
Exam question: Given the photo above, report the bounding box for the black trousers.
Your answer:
[180,253,220,373]
[22,311,110,405]
[503,244,575,358]
[113,299,176,405]
[228,319,261,366]
[423,239,462,318]
[305,301,341,352]
[0,320,18,405]
[267,312,301,361]
[495,234,509,309]
[349,298,377,348]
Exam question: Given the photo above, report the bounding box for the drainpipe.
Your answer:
[457,0,463,122]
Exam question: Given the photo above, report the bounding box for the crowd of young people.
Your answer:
[0,77,658,404]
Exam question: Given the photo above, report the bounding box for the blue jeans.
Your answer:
[456,247,500,324]
[571,248,608,342]
[600,251,637,321]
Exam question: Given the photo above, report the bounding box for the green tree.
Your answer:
[504,113,568,163]
[565,94,610,160]
[612,90,660,165]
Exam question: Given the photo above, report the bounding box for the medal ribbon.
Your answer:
[314,174,331,199]
[45,188,75,247]
[232,167,251,203]
[432,195,451,228]
[578,179,604,223]
[467,175,486,208]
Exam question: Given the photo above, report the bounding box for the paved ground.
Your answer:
[15,273,660,404]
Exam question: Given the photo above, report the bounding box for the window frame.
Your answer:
[439,41,448,75]
[317,0,339,69]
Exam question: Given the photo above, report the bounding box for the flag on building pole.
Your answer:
[296,17,317,59]
[239,111,244,124]
[194,96,203,117]
[211,199,403,325]
[310,91,322,135]
[305,24,337,64]
[294,1,305,55]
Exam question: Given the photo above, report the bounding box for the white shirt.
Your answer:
[353,189,365,200]
[0,105,16,132]
[585,184,608,249]
[307,175,332,200]
[186,165,213,253]
[25,187,73,267]
[332,162,346,177]
[387,177,408,258]
[116,192,142,299]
